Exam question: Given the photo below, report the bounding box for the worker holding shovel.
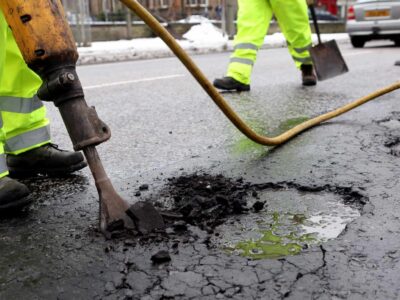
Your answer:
[214,0,317,92]
[0,11,87,213]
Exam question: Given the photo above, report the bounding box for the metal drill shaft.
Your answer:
[83,146,133,234]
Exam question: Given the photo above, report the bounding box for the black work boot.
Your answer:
[0,177,31,212]
[213,76,250,92]
[301,64,317,86]
[7,143,87,177]
[395,61,400,66]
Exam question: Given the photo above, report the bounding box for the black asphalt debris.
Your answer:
[163,174,251,230]
[139,184,149,191]
[151,250,171,264]
[252,201,265,212]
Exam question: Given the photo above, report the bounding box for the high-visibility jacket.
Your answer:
[0,10,51,178]
[227,0,313,85]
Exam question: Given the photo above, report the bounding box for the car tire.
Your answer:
[350,37,366,48]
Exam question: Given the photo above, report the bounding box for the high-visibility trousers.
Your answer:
[227,0,313,85]
[0,10,51,178]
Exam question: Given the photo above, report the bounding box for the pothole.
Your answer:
[376,112,400,156]
[211,188,361,259]
[385,137,400,157]
[154,174,367,259]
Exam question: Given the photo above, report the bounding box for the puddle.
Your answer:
[212,189,360,259]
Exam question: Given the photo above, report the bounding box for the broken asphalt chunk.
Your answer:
[126,201,165,234]
[151,250,171,264]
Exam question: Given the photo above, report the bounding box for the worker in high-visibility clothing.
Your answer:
[214,0,317,92]
[0,11,87,212]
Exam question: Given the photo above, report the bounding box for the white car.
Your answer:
[346,0,400,48]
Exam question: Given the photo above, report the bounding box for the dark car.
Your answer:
[346,0,400,48]
[308,8,339,21]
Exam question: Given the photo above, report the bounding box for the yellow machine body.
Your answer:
[0,0,77,73]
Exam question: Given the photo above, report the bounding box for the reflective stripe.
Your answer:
[0,154,7,175]
[0,95,43,113]
[294,43,312,54]
[230,57,254,66]
[292,56,313,64]
[5,125,50,153]
[234,43,259,51]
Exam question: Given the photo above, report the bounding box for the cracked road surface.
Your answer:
[1,41,400,299]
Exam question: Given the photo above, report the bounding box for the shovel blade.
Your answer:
[309,40,349,81]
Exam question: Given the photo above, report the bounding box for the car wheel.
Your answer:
[350,37,365,48]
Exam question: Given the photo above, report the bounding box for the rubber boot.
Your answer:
[7,143,87,177]
[213,76,250,92]
[301,64,317,86]
[0,177,31,212]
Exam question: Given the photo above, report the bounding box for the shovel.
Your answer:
[308,5,349,81]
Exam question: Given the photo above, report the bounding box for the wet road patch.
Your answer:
[231,116,310,158]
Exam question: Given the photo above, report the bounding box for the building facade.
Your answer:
[63,0,343,23]
[82,0,223,21]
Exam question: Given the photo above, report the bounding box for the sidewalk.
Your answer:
[77,22,350,65]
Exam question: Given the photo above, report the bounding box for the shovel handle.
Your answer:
[309,5,322,45]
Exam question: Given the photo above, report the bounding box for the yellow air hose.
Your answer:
[120,0,400,146]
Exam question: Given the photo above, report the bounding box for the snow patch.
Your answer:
[77,31,349,65]
[183,22,227,43]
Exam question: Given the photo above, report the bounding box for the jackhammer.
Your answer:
[0,1,164,236]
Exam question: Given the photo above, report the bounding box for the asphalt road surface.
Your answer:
[1,41,400,300]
